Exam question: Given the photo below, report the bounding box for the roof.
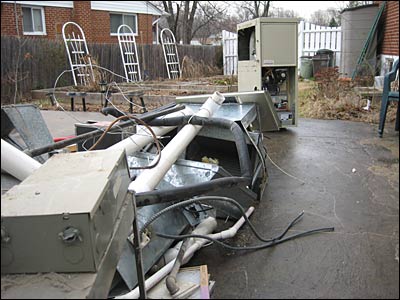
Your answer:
[91,1,165,16]
[0,1,165,15]
[340,3,379,14]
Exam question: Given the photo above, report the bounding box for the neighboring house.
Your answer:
[205,33,222,46]
[375,1,399,75]
[0,1,166,44]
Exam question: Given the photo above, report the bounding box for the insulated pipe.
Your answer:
[135,177,249,207]
[1,139,42,181]
[147,116,253,179]
[128,92,225,193]
[115,207,254,299]
[25,103,184,158]
[108,107,194,156]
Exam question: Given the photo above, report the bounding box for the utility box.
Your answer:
[1,149,131,274]
[237,18,299,127]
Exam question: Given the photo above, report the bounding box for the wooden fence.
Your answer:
[1,36,221,103]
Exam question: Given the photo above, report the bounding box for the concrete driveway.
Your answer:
[39,111,399,299]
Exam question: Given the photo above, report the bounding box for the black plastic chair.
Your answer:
[378,59,399,137]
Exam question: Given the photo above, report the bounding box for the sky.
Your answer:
[269,1,346,19]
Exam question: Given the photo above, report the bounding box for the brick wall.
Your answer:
[1,3,23,36]
[90,10,153,44]
[375,1,399,55]
[1,2,155,44]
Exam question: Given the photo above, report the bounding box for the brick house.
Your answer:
[375,1,399,75]
[1,1,166,44]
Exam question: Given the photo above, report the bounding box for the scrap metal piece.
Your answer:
[176,91,281,132]
[1,104,54,163]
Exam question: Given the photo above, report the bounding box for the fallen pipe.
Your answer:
[135,177,249,207]
[1,139,42,181]
[114,207,255,299]
[25,103,185,158]
[128,92,225,193]
[108,106,194,156]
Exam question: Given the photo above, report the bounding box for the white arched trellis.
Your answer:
[118,24,141,82]
[62,22,95,86]
[160,28,181,79]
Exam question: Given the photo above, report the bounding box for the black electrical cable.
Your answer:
[155,227,335,251]
[135,177,249,207]
[139,196,308,244]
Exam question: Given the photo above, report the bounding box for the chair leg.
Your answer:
[378,96,389,137]
[395,102,400,132]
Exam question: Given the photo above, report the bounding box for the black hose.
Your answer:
[148,116,252,180]
[101,107,124,117]
[156,227,335,251]
[25,103,184,157]
[138,196,307,245]
[135,177,249,207]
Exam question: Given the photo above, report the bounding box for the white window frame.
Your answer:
[110,13,138,36]
[21,6,47,36]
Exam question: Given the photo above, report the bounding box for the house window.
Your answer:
[22,6,46,35]
[110,13,137,35]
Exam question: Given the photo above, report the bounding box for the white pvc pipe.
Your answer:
[1,139,42,181]
[108,107,194,156]
[115,207,255,299]
[128,92,225,193]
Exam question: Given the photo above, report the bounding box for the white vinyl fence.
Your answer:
[222,21,342,75]
[222,30,238,75]
[298,20,342,67]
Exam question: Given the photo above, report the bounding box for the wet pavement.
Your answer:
[40,111,399,299]
[188,119,399,299]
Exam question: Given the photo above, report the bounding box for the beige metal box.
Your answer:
[1,149,131,274]
[237,18,299,128]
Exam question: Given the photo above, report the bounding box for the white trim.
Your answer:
[21,5,47,36]
[110,13,138,36]
[91,1,163,16]
[1,1,73,8]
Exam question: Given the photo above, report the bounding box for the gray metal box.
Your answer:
[1,149,131,274]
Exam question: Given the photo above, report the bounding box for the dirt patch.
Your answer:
[298,68,398,123]
[360,137,400,159]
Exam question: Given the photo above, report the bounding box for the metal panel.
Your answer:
[176,92,280,132]
[0,194,134,299]
[238,60,262,91]
[1,104,54,163]
[1,149,130,273]
[2,150,128,217]
[261,23,298,66]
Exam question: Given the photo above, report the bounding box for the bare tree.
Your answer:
[155,1,227,44]
[309,8,341,26]
[162,1,182,42]
[236,1,271,21]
